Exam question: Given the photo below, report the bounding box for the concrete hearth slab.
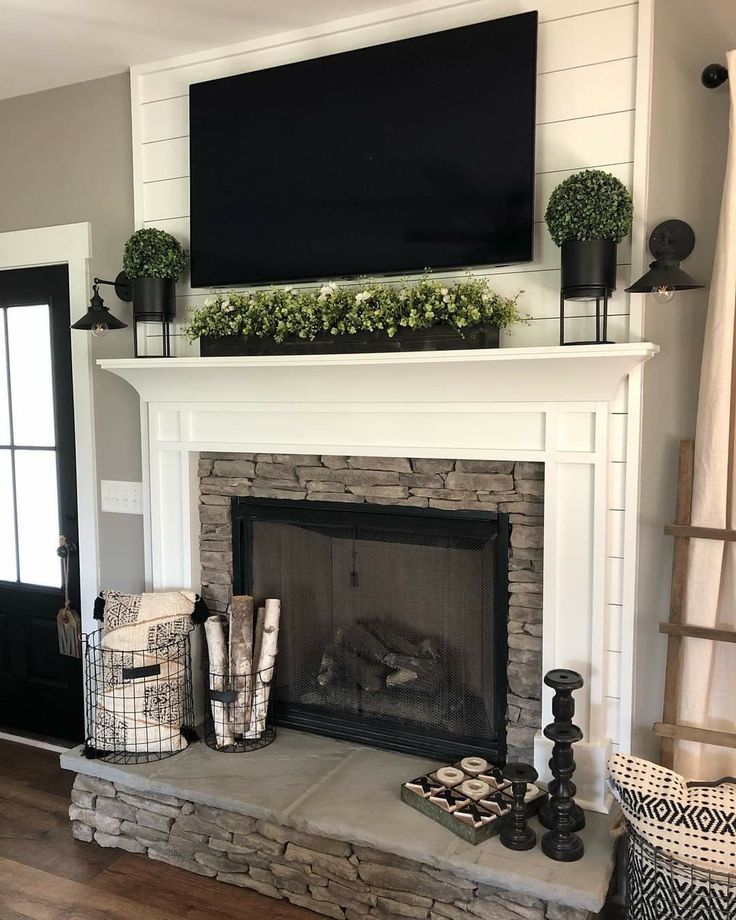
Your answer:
[61,729,615,912]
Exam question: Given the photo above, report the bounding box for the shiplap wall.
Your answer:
[130,0,641,753]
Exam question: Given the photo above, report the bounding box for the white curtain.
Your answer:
[675,48,736,780]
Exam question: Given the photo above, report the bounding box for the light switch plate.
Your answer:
[100,480,143,515]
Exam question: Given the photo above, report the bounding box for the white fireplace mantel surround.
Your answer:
[101,342,658,813]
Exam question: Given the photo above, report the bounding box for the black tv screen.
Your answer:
[189,12,537,287]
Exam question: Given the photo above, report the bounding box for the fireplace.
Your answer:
[231,497,509,761]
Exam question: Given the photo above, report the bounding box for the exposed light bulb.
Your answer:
[91,323,109,337]
[651,285,675,303]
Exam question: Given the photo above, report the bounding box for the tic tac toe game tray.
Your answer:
[401,756,547,845]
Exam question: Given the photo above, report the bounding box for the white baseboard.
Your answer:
[0,730,71,754]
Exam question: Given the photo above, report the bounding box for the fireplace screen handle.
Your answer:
[350,527,360,587]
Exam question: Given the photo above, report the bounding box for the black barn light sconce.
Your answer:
[625,220,704,302]
[72,271,175,357]
[71,273,129,336]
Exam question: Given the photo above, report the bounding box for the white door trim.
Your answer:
[0,222,98,628]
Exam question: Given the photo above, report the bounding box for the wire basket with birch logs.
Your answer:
[203,596,279,753]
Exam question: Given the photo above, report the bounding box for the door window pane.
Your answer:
[15,449,61,587]
[8,304,55,447]
[0,316,9,444]
[0,449,16,580]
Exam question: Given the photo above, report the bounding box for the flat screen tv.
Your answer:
[189,12,537,287]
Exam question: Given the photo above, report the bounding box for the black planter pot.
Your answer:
[200,324,499,357]
[560,239,617,301]
[131,277,176,320]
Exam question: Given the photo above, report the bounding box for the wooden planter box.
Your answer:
[200,324,500,357]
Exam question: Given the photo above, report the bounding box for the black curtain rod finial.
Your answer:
[702,63,728,89]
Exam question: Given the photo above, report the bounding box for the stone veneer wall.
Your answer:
[69,773,589,920]
[198,454,544,762]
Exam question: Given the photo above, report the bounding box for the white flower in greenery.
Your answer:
[441,287,449,296]
[204,297,214,307]
[318,282,337,302]
[355,290,371,304]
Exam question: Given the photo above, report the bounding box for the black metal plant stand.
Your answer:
[559,290,612,345]
[133,314,173,358]
[500,762,538,851]
[558,238,617,345]
[539,669,586,832]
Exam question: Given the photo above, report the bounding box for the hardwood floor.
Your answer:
[0,739,315,920]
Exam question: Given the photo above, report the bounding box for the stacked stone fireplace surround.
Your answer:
[197,452,544,763]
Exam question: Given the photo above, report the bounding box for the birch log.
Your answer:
[245,605,266,730]
[245,599,281,738]
[229,595,254,736]
[204,616,234,748]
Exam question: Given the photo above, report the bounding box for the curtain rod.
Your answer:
[702,63,729,89]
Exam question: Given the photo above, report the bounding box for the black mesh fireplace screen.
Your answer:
[232,498,509,762]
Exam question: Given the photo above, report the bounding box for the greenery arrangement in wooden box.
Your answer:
[183,275,524,356]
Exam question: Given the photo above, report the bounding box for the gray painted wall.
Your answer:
[634,0,736,760]
[0,72,145,591]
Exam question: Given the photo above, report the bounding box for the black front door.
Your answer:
[0,265,83,742]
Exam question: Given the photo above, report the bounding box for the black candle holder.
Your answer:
[500,762,538,851]
[539,669,586,833]
[541,721,584,862]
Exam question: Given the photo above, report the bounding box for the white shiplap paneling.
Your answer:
[136,0,637,104]
[606,604,624,653]
[609,461,627,510]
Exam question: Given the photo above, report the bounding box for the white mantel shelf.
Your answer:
[99,342,658,405]
[99,340,658,813]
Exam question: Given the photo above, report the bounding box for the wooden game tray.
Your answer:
[401,758,547,845]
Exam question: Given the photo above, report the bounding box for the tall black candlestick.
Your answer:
[541,722,584,861]
[539,668,586,833]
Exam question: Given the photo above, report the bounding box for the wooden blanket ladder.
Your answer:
[654,438,736,767]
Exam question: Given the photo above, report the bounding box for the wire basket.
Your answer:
[626,824,736,920]
[83,629,196,764]
[204,667,276,753]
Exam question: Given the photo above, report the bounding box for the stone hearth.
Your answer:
[61,730,614,917]
[197,453,544,762]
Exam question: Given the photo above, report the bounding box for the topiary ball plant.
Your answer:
[545,169,633,247]
[123,228,187,280]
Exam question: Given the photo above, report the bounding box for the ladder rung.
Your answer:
[664,524,736,542]
[654,722,736,749]
[660,623,736,643]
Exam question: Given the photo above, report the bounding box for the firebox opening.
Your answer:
[232,498,509,762]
